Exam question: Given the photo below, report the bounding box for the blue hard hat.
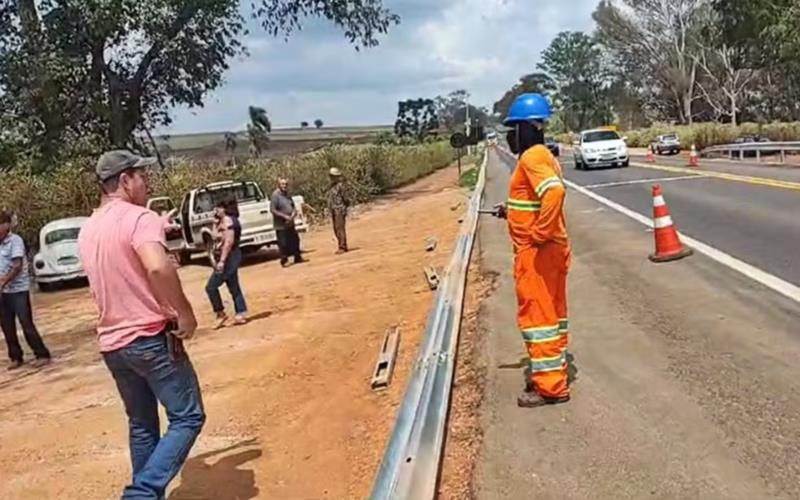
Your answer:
[503,93,553,125]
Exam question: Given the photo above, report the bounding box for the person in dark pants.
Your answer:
[327,167,350,254]
[270,177,306,267]
[206,199,247,329]
[0,211,52,370]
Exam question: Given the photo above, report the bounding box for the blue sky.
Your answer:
[163,0,598,134]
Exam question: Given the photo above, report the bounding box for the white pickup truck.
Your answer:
[148,180,308,265]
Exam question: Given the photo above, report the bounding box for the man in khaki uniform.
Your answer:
[327,168,350,254]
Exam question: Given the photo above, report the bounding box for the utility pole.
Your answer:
[465,96,472,156]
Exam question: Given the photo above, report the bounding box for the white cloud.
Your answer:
[161,0,599,134]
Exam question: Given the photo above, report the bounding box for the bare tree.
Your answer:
[594,0,707,124]
[691,10,758,125]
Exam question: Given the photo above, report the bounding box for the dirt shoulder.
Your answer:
[0,163,471,499]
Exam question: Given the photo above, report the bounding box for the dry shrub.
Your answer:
[1,142,453,250]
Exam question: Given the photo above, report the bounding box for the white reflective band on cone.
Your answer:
[653,195,666,207]
[654,216,673,229]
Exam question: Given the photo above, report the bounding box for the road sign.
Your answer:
[450,132,467,149]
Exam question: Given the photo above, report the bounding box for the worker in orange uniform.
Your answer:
[492,93,571,407]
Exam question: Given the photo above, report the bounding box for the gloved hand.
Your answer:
[493,203,507,219]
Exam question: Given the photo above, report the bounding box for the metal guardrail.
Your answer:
[369,148,487,500]
[702,141,800,163]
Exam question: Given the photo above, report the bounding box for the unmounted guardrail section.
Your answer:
[369,149,488,500]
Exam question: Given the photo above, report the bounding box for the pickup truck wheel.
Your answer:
[37,282,53,293]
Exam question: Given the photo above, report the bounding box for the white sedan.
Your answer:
[573,128,630,169]
[32,217,88,291]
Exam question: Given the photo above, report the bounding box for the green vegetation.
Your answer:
[495,0,800,134]
[621,122,800,150]
[0,1,399,169]
[458,167,479,190]
[1,142,453,251]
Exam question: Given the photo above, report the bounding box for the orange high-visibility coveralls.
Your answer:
[507,144,570,399]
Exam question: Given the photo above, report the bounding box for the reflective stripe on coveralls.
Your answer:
[507,145,570,399]
[507,198,541,212]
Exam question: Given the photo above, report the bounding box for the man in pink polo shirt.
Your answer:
[78,150,205,500]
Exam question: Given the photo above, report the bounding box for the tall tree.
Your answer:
[594,0,707,124]
[247,106,270,157]
[713,0,800,121]
[0,0,399,167]
[394,99,438,141]
[538,31,612,131]
[435,90,488,132]
[493,73,554,120]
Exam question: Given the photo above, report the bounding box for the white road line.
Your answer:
[582,175,706,189]
[563,178,800,304]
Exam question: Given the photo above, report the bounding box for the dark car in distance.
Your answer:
[545,137,560,157]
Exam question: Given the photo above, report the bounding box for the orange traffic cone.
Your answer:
[646,145,656,163]
[688,144,699,167]
[649,184,693,263]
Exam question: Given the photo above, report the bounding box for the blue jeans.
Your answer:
[205,248,247,315]
[103,333,206,500]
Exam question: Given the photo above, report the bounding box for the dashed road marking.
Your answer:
[583,175,706,189]
[631,162,800,192]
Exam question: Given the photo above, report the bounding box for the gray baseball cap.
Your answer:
[96,150,158,181]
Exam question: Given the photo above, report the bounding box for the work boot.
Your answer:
[517,392,570,408]
[31,358,51,368]
[7,360,23,371]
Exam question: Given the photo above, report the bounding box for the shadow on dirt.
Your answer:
[169,438,262,500]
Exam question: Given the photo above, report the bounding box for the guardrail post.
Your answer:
[739,149,744,161]
[756,149,761,162]
[781,149,786,164]
[729,149,733,160]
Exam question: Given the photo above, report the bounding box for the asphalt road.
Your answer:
[630,151,800,183]
[556,148,800,287]
[475,149,800,499]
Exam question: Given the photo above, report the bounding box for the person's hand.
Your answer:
[174,311,198,340]
[215,260,224,273]
[493,203,507,219]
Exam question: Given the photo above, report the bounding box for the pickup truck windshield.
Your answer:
[583,131,620,142]
[194,183,264,213]
[662,134,678,140]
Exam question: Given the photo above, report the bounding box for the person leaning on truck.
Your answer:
[270,178,306,267]
[77,149,205,499]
